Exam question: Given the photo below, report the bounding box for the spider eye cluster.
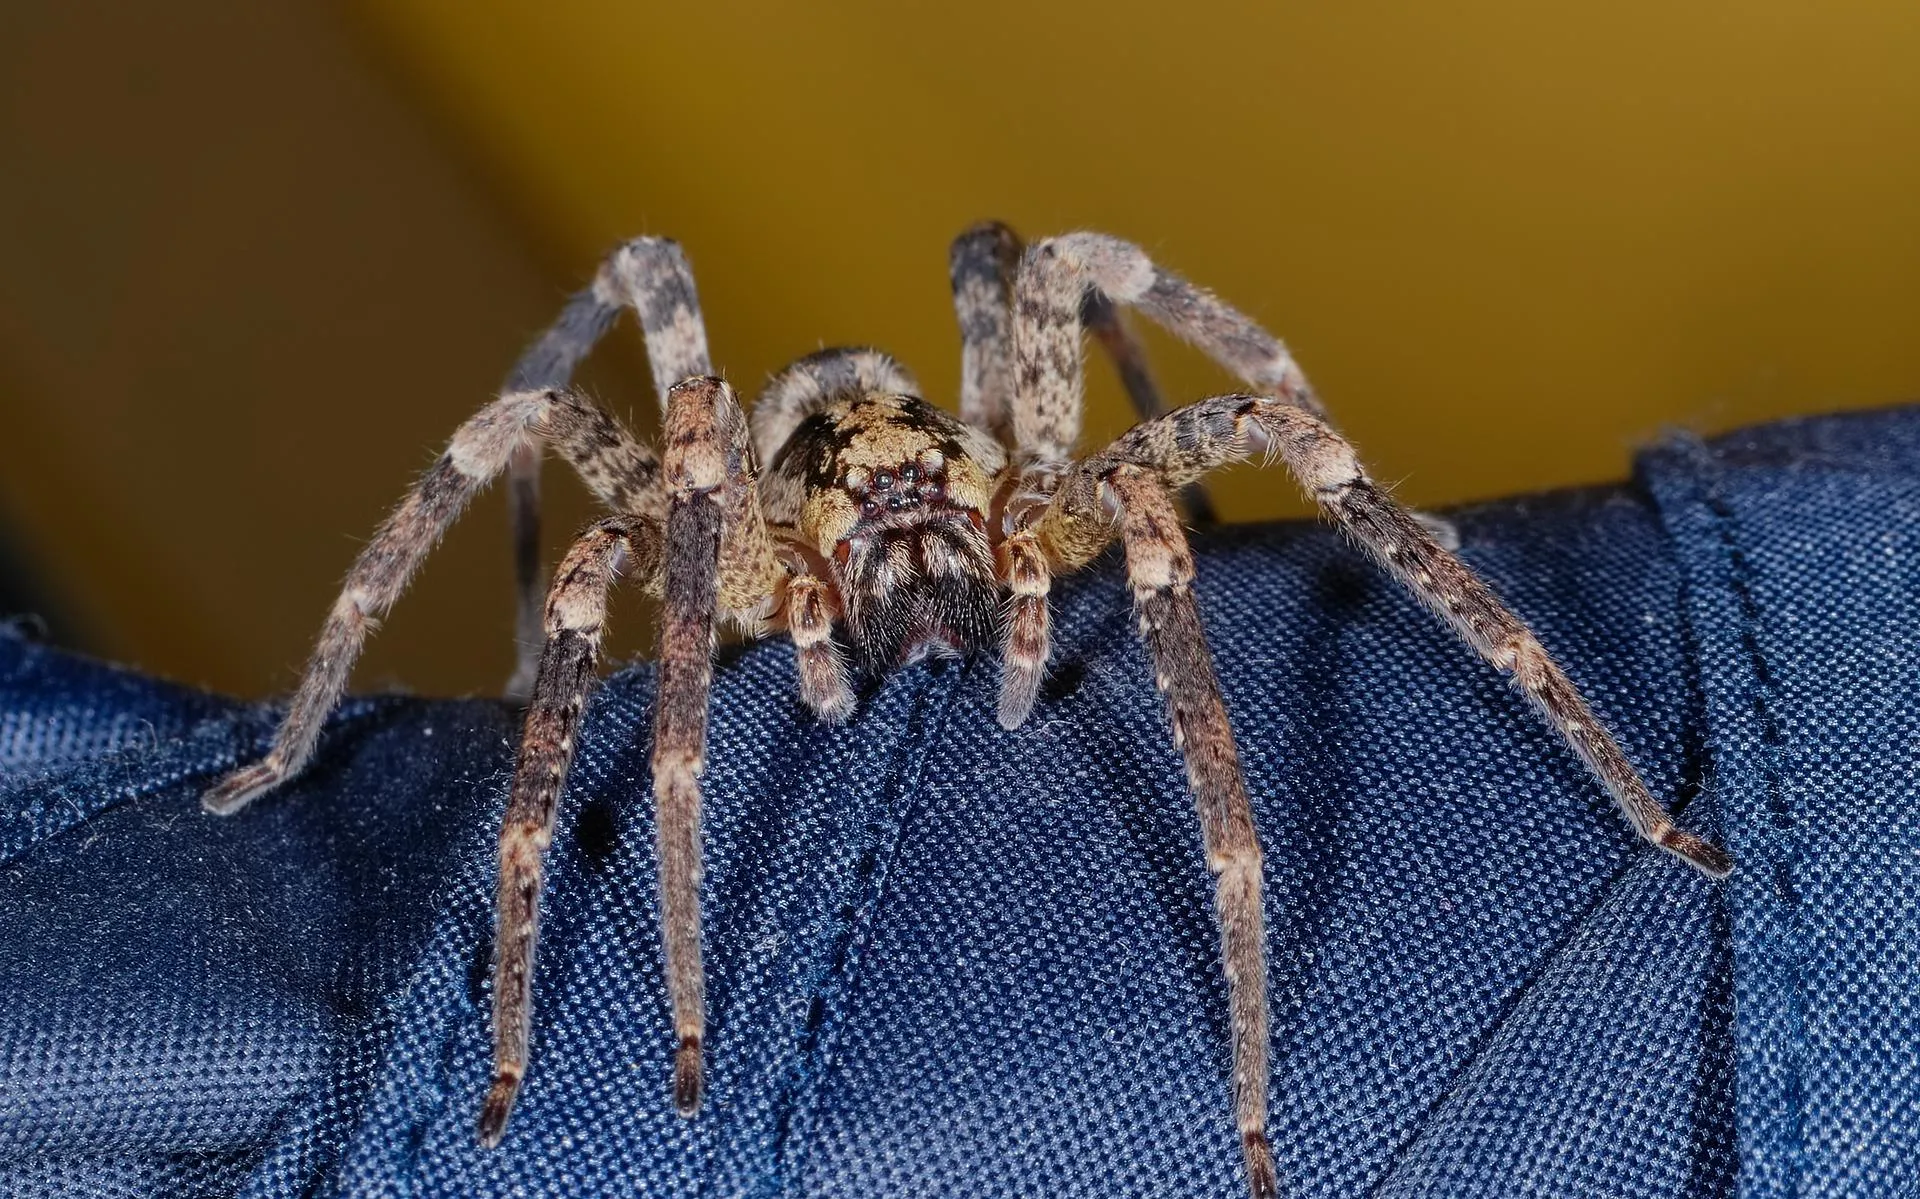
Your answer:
[847,454,947,517]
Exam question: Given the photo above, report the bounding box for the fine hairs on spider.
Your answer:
[203,222,1731,1199]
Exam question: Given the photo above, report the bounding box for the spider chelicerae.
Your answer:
[201,222,1732,1199]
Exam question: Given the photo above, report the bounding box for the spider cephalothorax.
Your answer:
[201,222,1731,1199]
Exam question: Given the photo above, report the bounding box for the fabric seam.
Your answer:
[1697,445,1809,1196]
[761,666,965,1198]
[1365,494,1706,1192]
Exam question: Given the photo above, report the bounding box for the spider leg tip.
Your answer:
[200,762,283,816]
[1665,829,1734,880]
[476,1076,519,1148]
[813,693,856,725]
[1242,1130,1278,1199]
[674,1037,704,1117]
[997,674,1041,730]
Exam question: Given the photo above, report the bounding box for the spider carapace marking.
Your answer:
[201,223,1730,1199]
[773,392,1006,676]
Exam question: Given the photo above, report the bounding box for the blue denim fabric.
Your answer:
[1,406,1915,1198]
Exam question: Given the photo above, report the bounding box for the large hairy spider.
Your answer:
[201,223,1731,1199]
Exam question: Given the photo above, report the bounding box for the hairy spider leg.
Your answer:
[949,222,1063,729]
[784,568,855,721]
[480,376,781,1145]
[1037,385,1734,885]
[950,221,1217,528]
[994,525,1050,730]
[1014,235,1729,875]
[1107,465,1275,1199]
[1004,232,1731,1199]
[478,513,661,1146]
[954,222,1235,724]
[200,388,663,816]
[503,238,714,698]
[948,220,1024,440]
[651,377,779,1123]
[1008,232,1328,468]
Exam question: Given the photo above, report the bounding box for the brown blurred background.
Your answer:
[2,0,1916,699]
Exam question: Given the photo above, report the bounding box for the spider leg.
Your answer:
[950,223,1216,517]
[504,238,715,699]
[1004,231,1728,873]
[477,513,661,1146]
[995,526,1051,729]
[949,224,1057,725]
[1008,230,1343,464]
[653,375,780,1117]
[950,223,1189,435]
[479,375,776,1144]
[1102,465,1275,1199]
[1039,391,1734,879]
[1255,404,1732,877]
[201,388,663,815]
[783,565,855,721]
[953,222,1211,725]
[949,221,1024,438]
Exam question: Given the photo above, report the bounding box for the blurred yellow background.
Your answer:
[1,1,1916,698]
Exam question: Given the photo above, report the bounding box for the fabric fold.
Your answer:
[1642,414,1920,1199]
[1,405,1913,1197]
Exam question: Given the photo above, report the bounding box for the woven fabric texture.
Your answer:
[1,406,1914,1198]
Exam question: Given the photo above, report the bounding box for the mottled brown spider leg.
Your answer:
[1038,392,1734,879]
[654,375,780,1117]
[478,514,662,1146]
[1250,404,1732,878]
[954,226,1061,729]
[1082,289,1219,526]
[950,221,1024,439]
[1103,465,1276,1199]
[501,287,620,700]
[951,222,1216,487]
[202,389,663,816]
[955,222,1203,725]
[995,523,1051,729]
[503,238,715,698]
[1009,231,1329,468]
[784,566,855,722]
[478,376,773,1146]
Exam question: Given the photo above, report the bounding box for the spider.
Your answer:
[200,222,1732,1199]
